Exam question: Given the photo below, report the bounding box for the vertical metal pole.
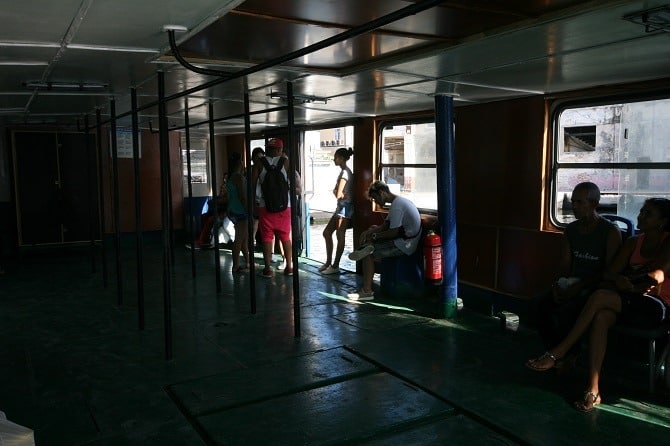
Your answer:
[208,101,221,293]
[95,109,108,287]
[243,91,257,314]
[110,98,123,306]
[131,88,145,330]
[158,72,173,360]
[166,133,175,268]
[435,94,458,318]
[184,98,197,277]
[287,81,301,337]
[84,115,96,273]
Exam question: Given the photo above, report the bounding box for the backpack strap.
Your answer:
[260,157,271,173]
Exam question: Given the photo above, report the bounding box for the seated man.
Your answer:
[532,181,621,370]
[347,180,421,301]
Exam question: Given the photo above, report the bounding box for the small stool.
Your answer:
[380,250,423,298]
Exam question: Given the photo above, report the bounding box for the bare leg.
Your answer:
[231,221,242,269]
[332,217,350,268]
[321,215,337,270]
[281,238,293,270]
[528,289,622,369]
[362,255,374,293]
[277,238,286,267]
[232,221,249,270]
[586,309,616,395]
[262,239,274,271]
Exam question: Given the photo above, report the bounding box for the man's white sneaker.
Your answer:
[348,245,374,261]
[346,289,374,301]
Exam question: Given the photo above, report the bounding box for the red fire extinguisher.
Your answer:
[423,230,443,284]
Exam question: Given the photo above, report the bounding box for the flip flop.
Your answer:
[525,352,558,371]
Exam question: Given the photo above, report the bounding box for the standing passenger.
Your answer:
[251,147,265,246]
[254,138,294,278]
[319,147,354,275]
[532,182,621,371]
[346,181,421,301]
[227,152,250,272]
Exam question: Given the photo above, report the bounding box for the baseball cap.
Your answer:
[266,138,284,150]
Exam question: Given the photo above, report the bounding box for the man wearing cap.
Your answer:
[253,138,295,278]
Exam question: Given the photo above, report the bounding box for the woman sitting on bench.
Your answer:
[526,198,670,412]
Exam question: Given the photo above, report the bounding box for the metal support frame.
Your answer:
[95,109,108,288]
[131,88,145,331]
[84,114,96,273]
[109,98,123,306]
[243,91,257,314]
[158,71,173,360]
[78,0,449,354]
[286,81,301,338]
[184,98,197,277]
[208,101,222,293]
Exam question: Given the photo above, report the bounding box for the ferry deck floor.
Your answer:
[1,238,669,446]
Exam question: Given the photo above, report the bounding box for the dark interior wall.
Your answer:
[455,96,561,299]
[100,129,183,233]
[349,98,562,300]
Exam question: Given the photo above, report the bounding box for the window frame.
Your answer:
[549,91,670,228]
[376,117,438,214]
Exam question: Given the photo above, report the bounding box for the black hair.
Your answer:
[368,180,390,195]
[335,147,354,161]
[251,147,265,159]
[228,152,242,171]
[644,198,670,231]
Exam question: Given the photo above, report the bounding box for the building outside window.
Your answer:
[551,96,670,226]
[379,121,437,211]
[181,135,209,185]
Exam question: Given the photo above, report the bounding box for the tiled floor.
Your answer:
[1,236,669,445]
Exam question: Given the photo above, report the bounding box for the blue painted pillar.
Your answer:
[435,95,458,318]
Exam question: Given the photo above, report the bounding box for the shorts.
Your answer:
[258,206,291,243]
[334,202,353,219]
[618,292,668,327]
[228,211,248,224]
[371,239,404,260]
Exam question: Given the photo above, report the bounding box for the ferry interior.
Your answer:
[1,1,670,445]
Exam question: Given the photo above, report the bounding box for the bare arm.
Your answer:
[231,173,246,209]
[334,177,347,200]
[359,221,390,246]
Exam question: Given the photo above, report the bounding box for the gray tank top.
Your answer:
[565,217,617,279]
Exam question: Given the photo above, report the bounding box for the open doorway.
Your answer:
[302,126,356,271]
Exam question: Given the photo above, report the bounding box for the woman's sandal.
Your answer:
[574,391,601,412]
[525,352,558,371]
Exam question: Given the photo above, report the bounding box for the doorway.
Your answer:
[302,126,355,271]
[12,131,99,246]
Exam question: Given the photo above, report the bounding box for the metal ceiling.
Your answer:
[0,0,669,135]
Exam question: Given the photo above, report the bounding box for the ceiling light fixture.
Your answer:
[0,61,49,66]
[269,91,328,104]
[23,81,108,90]
[67,44,159,54]
[623,4,670,32]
